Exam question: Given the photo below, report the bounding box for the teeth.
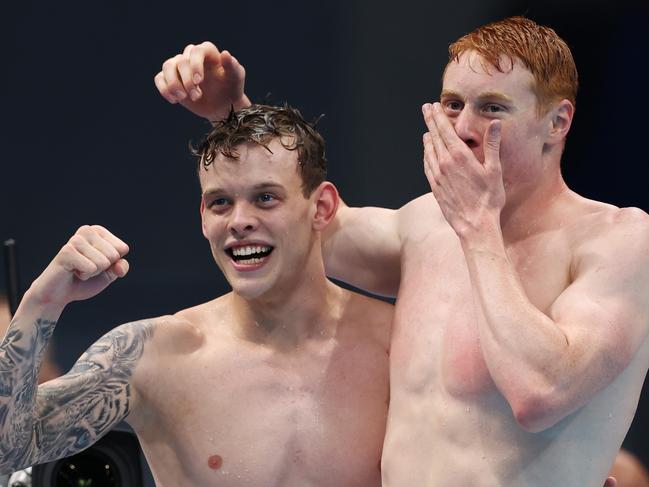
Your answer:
[238,257,264,265]
[231,245,271,256]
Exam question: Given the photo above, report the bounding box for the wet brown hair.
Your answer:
[448,16,578,115]
[193,104,327,197]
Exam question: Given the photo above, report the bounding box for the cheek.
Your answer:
[203,219,227,243]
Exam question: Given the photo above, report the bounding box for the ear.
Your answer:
[546,99,574,145]
[199,198,208,239]
[311,182,339,231]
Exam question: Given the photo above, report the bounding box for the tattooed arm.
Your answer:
[0,319,153,473]
[0,225,138,474]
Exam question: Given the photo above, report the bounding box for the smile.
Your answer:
[226,244,274,267]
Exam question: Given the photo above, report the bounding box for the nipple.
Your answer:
[208,454,223,470]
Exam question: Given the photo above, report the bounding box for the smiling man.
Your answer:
[157,16,649,486]
[0,105,392,486]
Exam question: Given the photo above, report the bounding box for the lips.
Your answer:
[225,243,274,270]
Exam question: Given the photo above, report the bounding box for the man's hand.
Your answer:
[28,225,129,307]
[421,102,505,238]
[604,476,617,487]
[154,42,251,122]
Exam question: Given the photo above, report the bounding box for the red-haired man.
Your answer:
[156,17,646,486]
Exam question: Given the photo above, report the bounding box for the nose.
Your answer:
[228,202,258,238]
[452,108,480,149]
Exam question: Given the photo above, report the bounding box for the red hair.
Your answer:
[448,16,578,115]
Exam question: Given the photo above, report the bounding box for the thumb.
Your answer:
[483,120,501,169]
[105,258,130,282]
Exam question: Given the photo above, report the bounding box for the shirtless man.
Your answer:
[0,104,392,486]
[157,16,649,486]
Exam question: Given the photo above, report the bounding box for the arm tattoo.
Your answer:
[0,319,154,473]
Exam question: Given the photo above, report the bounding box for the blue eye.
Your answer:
[208,197,230,208]
[258,193,275,203]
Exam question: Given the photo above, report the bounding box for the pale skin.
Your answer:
[154,42,649,486]
[0,140,392,486]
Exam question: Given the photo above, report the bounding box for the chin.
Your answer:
[229,277,276,301]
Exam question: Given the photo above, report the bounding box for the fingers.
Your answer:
[422,103,452,172]
[61,225,129,281]
[156,42,216,103]
[155,41,240,104]
[422,132,441,188]
[423,102,466,157]
[220,50,246,83]
[105,258,130,282]
[483,120,502,171]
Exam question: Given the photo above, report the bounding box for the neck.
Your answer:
[500,167,569,244]
[229,253,343,349]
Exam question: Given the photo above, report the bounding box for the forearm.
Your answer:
[460,222,573,430]
[209,93,252,124]
[0,291,65,472]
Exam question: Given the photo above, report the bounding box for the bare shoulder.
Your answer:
[397,193,448,239]
[340,289,394,345]
[571,202,649,265]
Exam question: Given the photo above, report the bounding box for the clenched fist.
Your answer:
[29,225,129,307]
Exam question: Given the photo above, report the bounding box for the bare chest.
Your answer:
[390,226,572,398]
[134,335,388,486]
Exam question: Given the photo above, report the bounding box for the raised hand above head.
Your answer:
[154,41,251,122]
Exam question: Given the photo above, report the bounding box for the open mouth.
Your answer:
[226,245,274,266]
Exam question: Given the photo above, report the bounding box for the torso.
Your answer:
[382,192,649,486]
[127,291,391,487]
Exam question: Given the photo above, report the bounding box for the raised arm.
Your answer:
[154,42,406,297]
[0,225,152,474]
[154,41,251,122]
[322,200,402,298]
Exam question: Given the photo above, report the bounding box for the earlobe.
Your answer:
[312,182,339,231]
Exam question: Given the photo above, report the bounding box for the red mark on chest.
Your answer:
[208,454,223,470]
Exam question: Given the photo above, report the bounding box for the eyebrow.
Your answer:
[202,182,286,198]
[440,90,513,103]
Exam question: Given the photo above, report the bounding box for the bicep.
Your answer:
[27,320,154,465]
[323,203,401,297]
[550,241,649,395]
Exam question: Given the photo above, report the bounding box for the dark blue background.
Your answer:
[2,0,648,465]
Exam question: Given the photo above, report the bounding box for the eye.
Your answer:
[257,193,277,205]
[443,100,463,113]
[483,103,506,114]
[207,197,231,209]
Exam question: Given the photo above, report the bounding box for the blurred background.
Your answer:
[1,0,647,471]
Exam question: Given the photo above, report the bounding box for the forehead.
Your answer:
[199,139,302,191]
[442,51,536,102]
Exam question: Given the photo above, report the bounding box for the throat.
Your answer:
[231,281,343,345]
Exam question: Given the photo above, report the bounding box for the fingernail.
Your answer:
[190,88,200,100]
[422,103,432,113]
[193,73,202,84]
[174,90,186,100]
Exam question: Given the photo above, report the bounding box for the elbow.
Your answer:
[511,391,566,433]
